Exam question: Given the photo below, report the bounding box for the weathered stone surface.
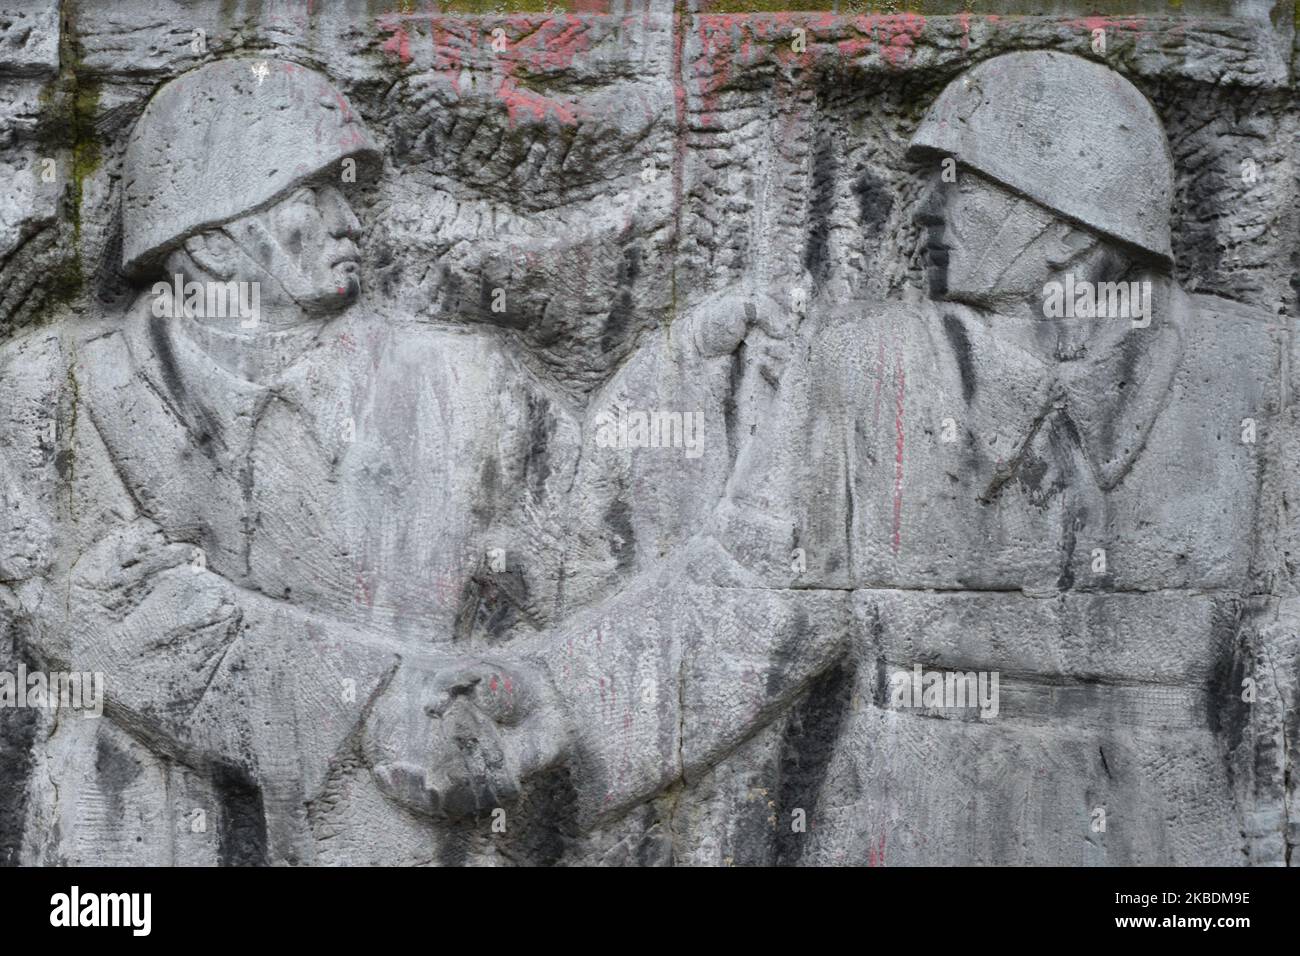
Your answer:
[0,2,1297,867]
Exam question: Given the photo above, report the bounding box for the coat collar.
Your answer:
[939,286,1184,497]
[1054,285,1185,490]
[120,298,353,468]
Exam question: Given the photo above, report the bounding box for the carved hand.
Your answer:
[362,654,569,822]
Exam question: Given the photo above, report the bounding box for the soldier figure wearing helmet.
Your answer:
[434,51,1278,863]
[13,59,586,865]
[689,50,1277,863]
[6,49,1281,865]
[6,57,851,865]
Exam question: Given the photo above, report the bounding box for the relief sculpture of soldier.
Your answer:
[0,48,1285,866]
[701,51,1279,864]
[378,52,1280,865]
[0,57,809,865]
[5,60,584,865]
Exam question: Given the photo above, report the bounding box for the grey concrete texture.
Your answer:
[0,0,1297,866]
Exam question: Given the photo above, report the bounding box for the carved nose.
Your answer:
[319,186,362,239]
[915,171,950,229]
[423,670,483,718]
[916,191,945,228]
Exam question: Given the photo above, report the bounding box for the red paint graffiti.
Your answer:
[891,356,906,555]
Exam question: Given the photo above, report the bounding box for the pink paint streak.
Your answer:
[868,832,887,866]
[891,357,906,555]
[375,12,591,126]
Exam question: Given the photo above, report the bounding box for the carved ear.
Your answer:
[1044,220,1101,268]
[182,231,242,281]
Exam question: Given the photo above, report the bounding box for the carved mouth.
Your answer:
[330,242,361,268]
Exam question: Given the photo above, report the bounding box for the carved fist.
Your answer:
[362,655,568,822]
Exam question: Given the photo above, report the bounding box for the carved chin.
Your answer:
[333,272,362,307]
[300,273,361,314]
[925,264,950,300]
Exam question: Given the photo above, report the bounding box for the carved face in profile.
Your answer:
[220,183,364,316]
[916,164,1080,309]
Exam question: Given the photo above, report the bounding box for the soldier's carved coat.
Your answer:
[17,299,583,865]
[703,290,1277,864]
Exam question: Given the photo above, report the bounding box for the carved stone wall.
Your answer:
[0,0,1297,866]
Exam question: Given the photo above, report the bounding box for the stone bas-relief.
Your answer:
[0,4,1296,866]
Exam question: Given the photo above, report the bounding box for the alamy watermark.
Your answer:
[593,404,705,459]
[152,274,261,328]
[50,887,151,936]
[0,664,104,718]
[1042,275,1151,328]
[888,664,999,719]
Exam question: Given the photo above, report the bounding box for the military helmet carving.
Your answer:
[907,51,1174,265]
[121,59,379,277]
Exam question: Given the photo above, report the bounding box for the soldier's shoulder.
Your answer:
[1186,291,1278,337]
[787,297,929,398]
[1175,291,1280,403]
[1180,291,1279,361]
[0,325,67,409]
[0,323,64,368]
[814,296,928,348]
[1187,290,1276,320]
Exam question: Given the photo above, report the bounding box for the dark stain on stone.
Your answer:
[498,766,579,866]
[389,120,412,162]
[1045,413,1086,590]
[437,832,472,868]
[804,122,836,287]
[1206,599,1248,763]
[774,660,856,866]
[941,312,976,403]
[53,448,74,479]
[635,804,669,866]
[212,762,268,866]
[1014,450,1050,503]
[1057,511,1078,592]
[603,495,636,574]
[148,314,223,459]
[453,561,531,645]
[438,267,462,316]
[94,209,134,308]
[524,392,552,500]
[149,313,187,405]
[94,733,143,823]
[767,606,811,698]
[477,273,528,330]
[867,607,888,709]
[1101,329,1146,460]
[1016,411,1080,512]
[851,168,893,234]
[0,637,39,866]
[472,456,501,524]
[601,243,641,356]
[731,762,783,866]
[724,341,744,462]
